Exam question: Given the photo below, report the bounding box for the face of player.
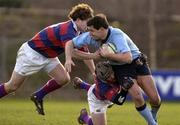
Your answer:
[106,72,116,84]
[76,18,89,32]
[87,26,106,41]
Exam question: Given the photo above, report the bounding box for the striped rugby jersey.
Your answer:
[28,20,88,58]
[93,78,120,101]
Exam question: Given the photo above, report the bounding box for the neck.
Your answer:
[73,20,80,33]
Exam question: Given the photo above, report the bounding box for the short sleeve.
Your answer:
[72,32,91,48]
[111,33,131,53]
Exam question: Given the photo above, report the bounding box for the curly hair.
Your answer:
[68,3,94,21]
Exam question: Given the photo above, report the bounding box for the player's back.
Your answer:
[93,78,120,101]
[28,20,77,58]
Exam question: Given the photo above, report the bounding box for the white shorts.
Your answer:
[14,42,60,76]
[87,84,113,114]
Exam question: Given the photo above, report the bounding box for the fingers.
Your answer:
[71,61,75,66]
[65,60,75,73]
[65,61,70,73]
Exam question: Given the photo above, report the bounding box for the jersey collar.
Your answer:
[71,20,80,35]
[101,27,111,44]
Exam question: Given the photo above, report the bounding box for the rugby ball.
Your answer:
[101,43,117,54]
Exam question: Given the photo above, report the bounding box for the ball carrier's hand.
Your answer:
[65,59,75,73]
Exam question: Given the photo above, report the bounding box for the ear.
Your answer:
[75,18,81,24]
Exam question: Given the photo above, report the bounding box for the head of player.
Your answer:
[95,61,116,83]
[87,13,109,41]
[68,3,94,32]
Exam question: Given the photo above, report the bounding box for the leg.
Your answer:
[72,77,91,91]
[128,80,157,125]
[128,80,145,107]
[91,113,106,125]
[78,108,106,125]
[0,71,26,98]
[137,75,161,121]
[78,108,94,125]
[31,63,70,115]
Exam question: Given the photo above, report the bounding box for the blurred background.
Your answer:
[0,0,180,101]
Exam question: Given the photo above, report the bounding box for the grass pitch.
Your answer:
[0,99,179,125]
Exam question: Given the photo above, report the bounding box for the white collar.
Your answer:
[71,20,78,32]
[71,20,80,35]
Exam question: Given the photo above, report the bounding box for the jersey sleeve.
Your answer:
[112,33,131,53]
[72,32,91,48]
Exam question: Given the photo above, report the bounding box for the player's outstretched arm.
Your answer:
[65,40,75,73]
[83,59,96,76]
[73,49,101,60]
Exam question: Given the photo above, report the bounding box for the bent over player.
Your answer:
[73,62,157,125]
[0,3,94,115]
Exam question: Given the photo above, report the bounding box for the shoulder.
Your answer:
[79,32,91,38]
[73,32,91,42]
[110,27,124,37]
[72,32,92,47]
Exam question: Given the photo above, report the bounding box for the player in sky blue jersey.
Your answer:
[72,61,157,125]
[0,3,95,115]
[65,14,160,124]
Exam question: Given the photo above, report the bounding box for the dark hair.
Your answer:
[68,3,94,21]
[87,13,109,30]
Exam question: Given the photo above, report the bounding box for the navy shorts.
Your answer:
[111,54,151,85]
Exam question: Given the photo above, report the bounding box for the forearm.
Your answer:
[106,52,133,64]
[73,49,100,60]
[65,40,74,61]
[83,59,95,75]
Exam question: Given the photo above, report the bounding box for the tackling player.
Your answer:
[65,14,160,123]
[73,61,157,125]
[0,3,95,115]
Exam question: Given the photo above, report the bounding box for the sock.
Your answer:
[81,113,93,125]
[151,103,161,121]
[0,84,8,98]
[136,103,157,125]
[33,79,62,101]
[80,81,91,91]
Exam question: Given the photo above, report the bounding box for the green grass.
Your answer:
[0,99,180,125]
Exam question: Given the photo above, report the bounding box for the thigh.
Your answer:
[137,75,160,100]
[47,61,70,84]
[91,113,107,125]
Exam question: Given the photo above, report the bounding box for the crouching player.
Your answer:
[73,61,157,125]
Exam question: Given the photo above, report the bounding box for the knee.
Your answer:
[56,74,70,85]
[132,91,144,103]
[63,75,70,84]
[150,95,161,106]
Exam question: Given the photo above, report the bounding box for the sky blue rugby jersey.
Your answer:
[72,26,141,65]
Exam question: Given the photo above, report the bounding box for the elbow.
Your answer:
[127,58,133,64]
[123,52,133,64]
[66,40,75,49]
[126,56,133,64]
